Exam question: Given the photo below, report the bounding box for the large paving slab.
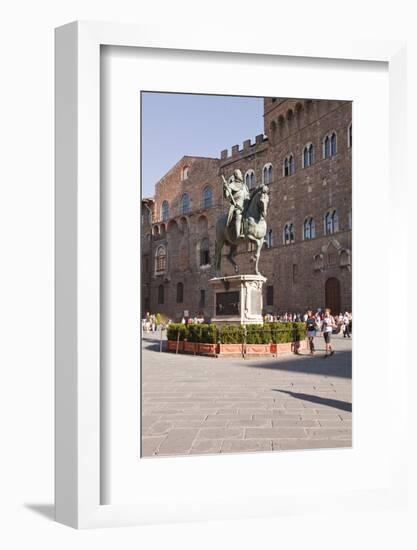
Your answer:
[141,332,352,457]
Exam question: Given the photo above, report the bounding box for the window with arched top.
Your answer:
[302,144,314,168]
[200,238,210,266]
[157,284,164,304]
[303,217,315,239]
[324,210,339,235]
[155,245,167,273]
[283,154,295,177]
[161,200,169,221]
[181,193,190,215]
[265,229,273,248]
[245,170,256,190]
[348,123,352,148]
[283,223,295,245]
[176,282,184,303]
[323,132,337,159]
[262,163,273,184]
[202,186,213,209]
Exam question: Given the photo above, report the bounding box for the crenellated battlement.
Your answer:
[220,133,268,164]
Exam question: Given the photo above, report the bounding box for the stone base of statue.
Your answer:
[208,274,267,325]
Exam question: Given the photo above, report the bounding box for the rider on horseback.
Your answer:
[222,169,250,237]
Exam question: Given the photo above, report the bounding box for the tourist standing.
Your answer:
[305,310,318,355]
[322,308,336,358]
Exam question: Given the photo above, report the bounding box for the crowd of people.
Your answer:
[304,309,352,357]
[264,309,351,357]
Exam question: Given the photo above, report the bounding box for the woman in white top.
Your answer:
[322,308,336,358]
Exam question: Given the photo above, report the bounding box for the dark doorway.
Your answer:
[325,277,341,314]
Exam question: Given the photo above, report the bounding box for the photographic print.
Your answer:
[141,92,352,457]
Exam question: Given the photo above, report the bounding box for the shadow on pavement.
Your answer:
[241,350,352,379]
[274,389,352,411]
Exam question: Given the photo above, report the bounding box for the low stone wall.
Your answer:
[167,339,307,357]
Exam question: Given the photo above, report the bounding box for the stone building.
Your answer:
[142,98,352,320]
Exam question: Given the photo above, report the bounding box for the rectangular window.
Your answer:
[199,290,205,308]
[266,285,274,306]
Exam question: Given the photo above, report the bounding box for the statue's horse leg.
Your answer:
[254,238,263,276]
[227,243,239,273]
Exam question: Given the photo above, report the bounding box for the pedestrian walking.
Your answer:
[322,308,336,358]
[342,311,351,338]
[305,309,318,354]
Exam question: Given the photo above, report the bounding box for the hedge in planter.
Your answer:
[167,323,188,341]
[245,324,271,344]
[167,323,217,344]
[218,325,245,344]
[167,322,305,345]
[267,322,306,344]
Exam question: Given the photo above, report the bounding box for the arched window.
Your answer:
[200,238,210,266]
[323,132,337,159]
[245,170,256,190]
[283,154,295,177]
[283,223,295,245]
[324,210,339,235]
[348,123,352,148]
[262,163,273,185]
[202,186,213,209]
[176,282,184,303]
[302,144,314,168]
[331,132,337,155]
[181,193,190,215]
[303,217,315,239]
[161,200,169,222]
[155,245,167,273]
[158,284,164,304]
[265,229,273,248]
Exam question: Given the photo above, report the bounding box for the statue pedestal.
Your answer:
[208,274,266,325]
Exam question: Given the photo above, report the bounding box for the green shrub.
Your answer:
[167,323,188,341]
[167,322,305,345]
[267,322,305,344]
[218,325,245,344]
[187,323,202,342]
[246,324,271,344]
[292,322,306,342]
[200,324,217,344]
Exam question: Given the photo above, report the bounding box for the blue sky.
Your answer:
[141,92,264,197]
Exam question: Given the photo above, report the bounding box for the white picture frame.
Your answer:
[55,21,407,529]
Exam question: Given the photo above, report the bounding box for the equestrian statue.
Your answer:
[214,168,270,277]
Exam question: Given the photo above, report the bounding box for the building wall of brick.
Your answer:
[141,98,352,320]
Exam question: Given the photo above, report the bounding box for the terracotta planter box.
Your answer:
[198,343,217,356]
[183,341,198,353]
[167,339,307,356]
[218,343,244,355]
[167,340,183,352]
[245,344,270,355]
[270,340,307,354]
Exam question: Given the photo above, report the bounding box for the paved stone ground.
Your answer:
[141,332,352,457]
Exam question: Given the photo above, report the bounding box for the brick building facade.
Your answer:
[141,97,352,321]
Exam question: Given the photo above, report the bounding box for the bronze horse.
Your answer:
[214,184,270,276]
